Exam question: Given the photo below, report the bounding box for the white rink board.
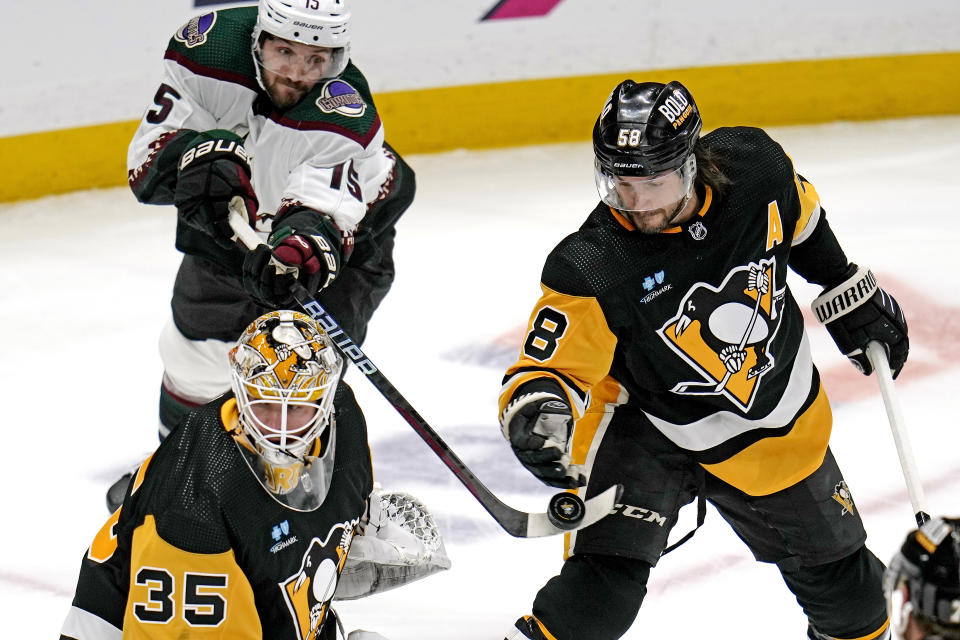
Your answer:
[3,0,959,136]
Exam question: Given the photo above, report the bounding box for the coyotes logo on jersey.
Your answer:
[659,258,785,412]
[280,521,357,640]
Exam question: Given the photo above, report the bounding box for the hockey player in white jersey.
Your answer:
[110,0,415,510]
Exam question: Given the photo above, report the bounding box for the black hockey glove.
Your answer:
[174,130,257,249]
[500,390,586,489]
[242,210,341,307]
[812,264,909,377]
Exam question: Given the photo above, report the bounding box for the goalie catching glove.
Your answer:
[500,382,586,489]
[334,488,450,601]
[812,264,909,377]
[242,208,341,307]
[174,130,257,249]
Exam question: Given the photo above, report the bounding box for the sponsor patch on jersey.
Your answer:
[640,270,672,304]
[174,12,217,48]
[270,519,299,553]
[316,80,366,117]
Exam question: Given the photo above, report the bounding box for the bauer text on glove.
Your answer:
[242,219,341,307]
[174,130,257,249]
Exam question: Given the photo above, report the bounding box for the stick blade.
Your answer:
[520,484,623,538]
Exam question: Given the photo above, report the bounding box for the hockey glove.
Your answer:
[242,210,341,307]
[500,391,586,489]
[174,130,257,249]
[812,264,909,377]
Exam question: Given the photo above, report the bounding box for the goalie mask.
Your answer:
[884,516,960,640]
[593,80,701,219]
[229,310,343,511]
[252,0,351,100]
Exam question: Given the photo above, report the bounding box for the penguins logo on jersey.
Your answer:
[658,258,785,412]
[174,12,217,48]
[316,80,366,118]
[280,521,357,640]
[832,481,855,516]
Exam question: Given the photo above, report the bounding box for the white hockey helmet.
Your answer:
[253,0,351,79]
[229,310,343,511]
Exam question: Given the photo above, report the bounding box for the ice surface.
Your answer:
[2,116,959,638]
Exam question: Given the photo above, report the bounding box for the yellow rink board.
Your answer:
[2,51,958,203]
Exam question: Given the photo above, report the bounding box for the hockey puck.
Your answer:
[547,492,586,530]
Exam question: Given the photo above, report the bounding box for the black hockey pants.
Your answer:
[531,545,886,640]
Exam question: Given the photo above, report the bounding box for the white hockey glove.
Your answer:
[334,488,451,601]
[500,386,586,489]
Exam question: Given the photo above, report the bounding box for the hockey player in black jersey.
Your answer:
[498,80,909,640]
[107,0,415,511]
[885,517,960,640]
[62,311,449,640]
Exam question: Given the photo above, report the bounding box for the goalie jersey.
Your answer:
[60,384,373,640]
[500,127,854,497]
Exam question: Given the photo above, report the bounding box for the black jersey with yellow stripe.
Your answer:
[501,126,853,496]
[61,383,372,640]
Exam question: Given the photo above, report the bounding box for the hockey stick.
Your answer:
[227,201,622,537]
[864,341,930,528]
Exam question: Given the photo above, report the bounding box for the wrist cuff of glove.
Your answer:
[499,391,566,440]
[811,264,877,324]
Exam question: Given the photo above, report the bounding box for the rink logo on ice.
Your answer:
[832,481,855,516]
[316,80,366,117]
[174,12,217,48]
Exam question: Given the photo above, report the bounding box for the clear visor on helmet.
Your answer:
[595,154,696,213]
[234,415,337,512]
[254,34,347,85]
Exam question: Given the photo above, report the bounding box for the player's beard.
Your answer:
[265,74,312,109]
[626,199,687,234]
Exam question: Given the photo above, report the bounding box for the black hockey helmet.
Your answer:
[885,516,960,639]
[593,80,702,178]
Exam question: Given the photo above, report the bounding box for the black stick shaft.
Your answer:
[292,284,527,532]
